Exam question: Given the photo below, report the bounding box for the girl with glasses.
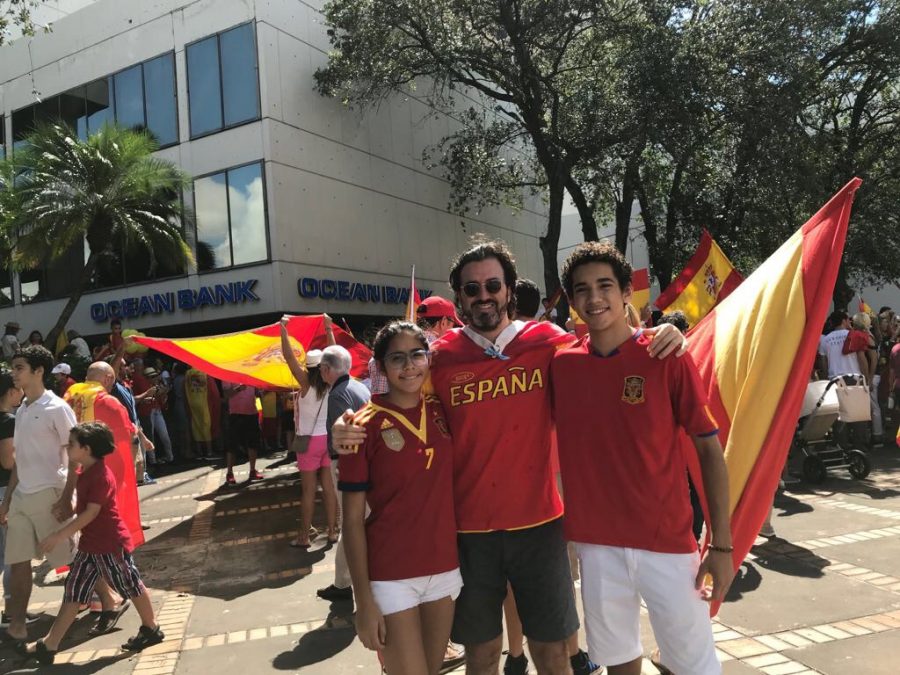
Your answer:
[338,320,460,675]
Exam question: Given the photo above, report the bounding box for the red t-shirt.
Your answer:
[338,395,457,581]
[429,321,573,532]
[551,330,718,553]
[842,329,872,354]
[132,372,160,417]
[76,459,134,554]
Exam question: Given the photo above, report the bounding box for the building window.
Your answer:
[0,266,12,307]
[186,22,260,138]
[19,242,84,304]
[10,52,178,149]
[194,161,268,271]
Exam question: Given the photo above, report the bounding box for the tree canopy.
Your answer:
[1,0,41,46]
[315,0,899,307]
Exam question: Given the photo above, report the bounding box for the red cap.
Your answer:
[417,296,463,326]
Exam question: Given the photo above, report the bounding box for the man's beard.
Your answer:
[464,300,506,332]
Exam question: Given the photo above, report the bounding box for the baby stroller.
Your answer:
[793,375,871,484]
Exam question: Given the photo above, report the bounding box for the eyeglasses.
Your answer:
[384,349,429,370]
[461,278,503,297]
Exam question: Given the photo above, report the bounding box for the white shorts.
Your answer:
[370,568,463,616]
[576,543,719,674]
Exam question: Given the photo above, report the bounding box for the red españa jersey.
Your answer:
[338,395,457,581]
[76,459,134,555]
[551,330,718,553]
[430,321,573,532]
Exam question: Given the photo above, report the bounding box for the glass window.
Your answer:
[220,24,260,127]
[194,172,230,270]
[187,37,223,137]
[12,107,34,144]
[187,22,259,138]
[85,79,114,134]
[20,242,83,304]
[143,53,178,146]
[59,87,87,138]
[114,65,145,131]
[194,162,267,270]
[228,163,267,266]
[33,96,60,126]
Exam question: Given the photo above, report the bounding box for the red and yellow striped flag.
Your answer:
[655,230,743,327]
[133,315,372,388]
[685,179,861,615]
[858,296,873,315]
[631,268,650,312]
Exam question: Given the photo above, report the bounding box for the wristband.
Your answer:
[709,544,734,553]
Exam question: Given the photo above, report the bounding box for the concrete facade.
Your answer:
[0,0,547,337]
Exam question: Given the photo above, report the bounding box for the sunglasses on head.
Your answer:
[461,278,504,297]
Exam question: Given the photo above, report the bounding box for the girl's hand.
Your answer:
[645,322,688,358]
[354,600,386,650]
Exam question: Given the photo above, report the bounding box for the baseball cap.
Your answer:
[305,349,323,368]
[417,296,463,326]
[143,367,160,378]
[51,363,72,375]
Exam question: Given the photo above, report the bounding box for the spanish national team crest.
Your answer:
[381,428,405,451]
[622,376,645,405]
[704,264,720,298]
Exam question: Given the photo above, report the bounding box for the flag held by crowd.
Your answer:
[133,315,372,389]
[683,178,862,615]
[656,230,743,327]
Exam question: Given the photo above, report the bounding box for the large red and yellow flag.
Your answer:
[133,315,372,388]
[684,179,861,615]
[656,230,743,327]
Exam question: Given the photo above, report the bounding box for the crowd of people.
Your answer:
[0,235,895,674]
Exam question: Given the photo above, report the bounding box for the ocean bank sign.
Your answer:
[90,279,260,322]
[298,277,432,305]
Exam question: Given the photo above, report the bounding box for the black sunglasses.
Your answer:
[462,279,504,297]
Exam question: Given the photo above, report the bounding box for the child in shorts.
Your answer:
[22,422,164,665]
[339,321,460,675]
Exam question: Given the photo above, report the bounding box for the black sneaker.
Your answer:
[0,611,41,627]
[503,652,528,675]
[571,649,602,675]
[316,584,353,602]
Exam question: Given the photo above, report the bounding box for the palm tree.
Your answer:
[0,123,193,347]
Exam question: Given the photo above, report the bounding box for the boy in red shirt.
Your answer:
[551,242,734,675]
[21,422,164,665]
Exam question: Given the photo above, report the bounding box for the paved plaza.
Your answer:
[1,446,899,674]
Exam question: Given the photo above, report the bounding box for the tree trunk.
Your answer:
[832,261,853,312]
[540,170,568,328]
[565,177,599,242]
[615,156,640,254]
[636,171,673,289]
[46,252,100,351]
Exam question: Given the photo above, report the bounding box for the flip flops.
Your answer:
[89,599,131,636]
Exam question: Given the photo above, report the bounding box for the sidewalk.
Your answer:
[1,445,898,674]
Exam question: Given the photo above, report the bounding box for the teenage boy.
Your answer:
[22,422,163,664]
[551,242,734,675]
[0,346,77,644]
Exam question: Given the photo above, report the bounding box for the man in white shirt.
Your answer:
[67,330,91,359]
[818,310,862,379]
[1,322,20,360]
[0,345,77,643]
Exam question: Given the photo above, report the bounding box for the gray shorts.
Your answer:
[451,517,579,645]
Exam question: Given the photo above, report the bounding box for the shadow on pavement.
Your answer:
[750,539,827,580]
[724,560,763,602]
[271,601,357,671]
[2,652,131,675]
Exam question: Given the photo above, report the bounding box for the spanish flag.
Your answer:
[65,382,144,549]
[631,268,650,313]
[655,230,743,327]
[858,296,874,315]
[133,315,372,389]
[685,178,861,615]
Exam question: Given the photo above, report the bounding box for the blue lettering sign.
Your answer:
[299,278,319,298]
[366,284,380,302]
[337,280,351,301]
[214,283,234,305]
[122,298,138,318]
[320,279,337,300]
[90,304,107,322]
[91,280,260,322]
[154,293,175,313]
[177,289,194,310]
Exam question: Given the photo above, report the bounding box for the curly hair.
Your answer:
[12,345,55,377]
[448,235,518,318]
[561,241,632,298]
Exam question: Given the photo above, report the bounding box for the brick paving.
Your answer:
[1,446,898,673]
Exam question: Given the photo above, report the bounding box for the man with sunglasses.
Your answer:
[334,237,683,674]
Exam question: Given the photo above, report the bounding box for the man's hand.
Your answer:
[695,550,735,602]
[0,502,9,525]
[645,322,688,359]
[280,315,291,330]
[323,314,333,332]
[39,532,62,555]
[354,599,386,651]
[51,497,73,522]
[332,410,366,455]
